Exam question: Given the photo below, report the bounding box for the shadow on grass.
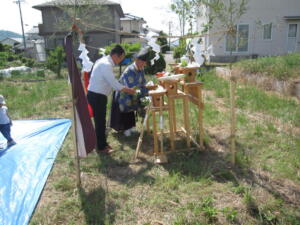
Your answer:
[95,146,156,186]
[79,186,116,225]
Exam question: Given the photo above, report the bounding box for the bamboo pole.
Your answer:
[146,113,150,134]
[181,127,202,149]
[159,96,164,154]
[69,72,81,189]
[135,104,151,159]
[230,72,237,165]
[197,86,204,148]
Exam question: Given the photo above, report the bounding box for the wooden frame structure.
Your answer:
[138,66,205,160]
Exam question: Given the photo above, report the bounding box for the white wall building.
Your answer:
[0,37,23,47]
[197,0,300,62]
[121,13,147,44]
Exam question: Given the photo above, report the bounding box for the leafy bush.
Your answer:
[0,43,4,52]
[25,58,35,68]
[102,42,141,58]
[11,70,21,77]
[46,46,66,78]
[21,57,27,63]
[36,70,45,77]
[157,31,170,53]
[7,55,15,62]
[0,43,12,52]
[144,49,166,74]
[35,62,46,68]
[102,42,166,74]
[173,38,186,59]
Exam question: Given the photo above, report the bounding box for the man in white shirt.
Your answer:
[87,45,135,154]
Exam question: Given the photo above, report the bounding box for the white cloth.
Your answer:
[0,106,10,124]
[87,55,124,96]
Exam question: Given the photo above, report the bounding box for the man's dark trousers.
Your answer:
[87,91,108,150]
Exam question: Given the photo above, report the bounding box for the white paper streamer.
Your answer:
[145,31,161,66]
[78,43,94,72]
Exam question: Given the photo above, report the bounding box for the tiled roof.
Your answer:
[33,0,119,8]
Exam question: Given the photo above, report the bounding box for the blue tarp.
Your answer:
[0,119,71,225]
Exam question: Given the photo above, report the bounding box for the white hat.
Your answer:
[0,95,6,104]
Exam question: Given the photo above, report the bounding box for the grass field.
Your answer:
[234,53,300,80]
[1,69,300,225]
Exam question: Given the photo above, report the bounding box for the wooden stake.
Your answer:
[135,104,151,159]
[230,74,237,165]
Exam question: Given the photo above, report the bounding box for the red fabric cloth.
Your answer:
[64,34,96,156]
[83,71,94,118]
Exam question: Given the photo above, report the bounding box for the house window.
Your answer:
[263,23,272,40]
[226,24,249,52]
[288,24,297,38]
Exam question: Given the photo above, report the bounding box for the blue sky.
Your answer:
[1,0,179,35]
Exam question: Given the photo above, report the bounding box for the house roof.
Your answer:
[26,26,39,34]
[284,16,300,20]
[15,41,35,50]
[0,37,23,43]
[121,13,145,22]
[33,0,124,16]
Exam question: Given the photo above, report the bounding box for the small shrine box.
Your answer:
[175,67,198,83]
[149,90,166,107]
[161,80,178,96]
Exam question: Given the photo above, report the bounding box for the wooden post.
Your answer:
[168,96,177,133]
[183,95,191,147]
[168,97,175,151]
[152,110,159,155]
[230,75,237,165]
[197,84,204,149]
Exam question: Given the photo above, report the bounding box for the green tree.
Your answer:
[171,0,195,35]
[157,31,170,53]
[192,0,249,45]
[144,49,166,74]
[103,42,141,58]
[46,46,66,78]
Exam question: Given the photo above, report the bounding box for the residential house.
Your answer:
[24,27,46,62]
[121,13,147,44]
[197,0,300,62]
[0,37,23,47]
[33,0,124,60]
[26,26,42,41]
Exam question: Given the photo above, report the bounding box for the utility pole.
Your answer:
[14,0,26,49]
[168,21,172,50]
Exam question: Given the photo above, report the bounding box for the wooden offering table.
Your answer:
[136,69,205,162]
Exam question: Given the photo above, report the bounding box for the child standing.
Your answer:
[0,95,16,148]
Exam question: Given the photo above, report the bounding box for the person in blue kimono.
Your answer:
[110,47,149,136]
